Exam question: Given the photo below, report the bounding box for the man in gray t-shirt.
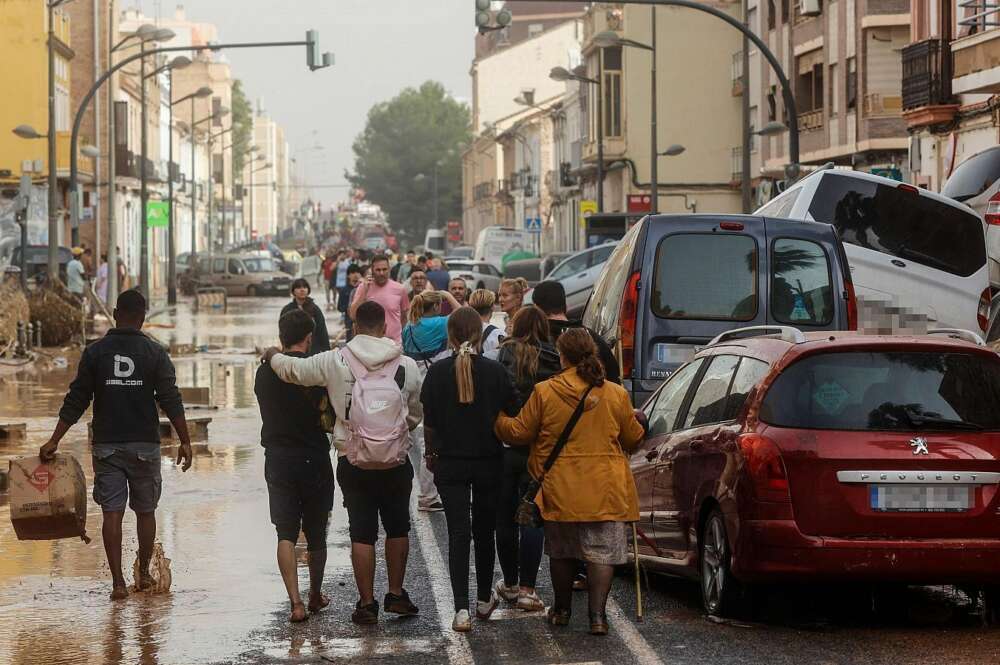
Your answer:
[67,250,86,298]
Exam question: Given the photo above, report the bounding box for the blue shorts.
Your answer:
[92,446,162,513]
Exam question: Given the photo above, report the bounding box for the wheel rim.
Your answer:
[702,517,726,612]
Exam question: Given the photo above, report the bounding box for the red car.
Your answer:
[631,326,1000,620]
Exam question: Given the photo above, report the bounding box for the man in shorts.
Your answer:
[256,309,335,622]
[40,289,192,600]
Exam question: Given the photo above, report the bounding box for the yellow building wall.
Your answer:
[0,2,87,183]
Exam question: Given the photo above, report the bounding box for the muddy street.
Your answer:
[1,297,998,665]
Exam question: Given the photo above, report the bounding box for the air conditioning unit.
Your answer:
[801,0,821,16]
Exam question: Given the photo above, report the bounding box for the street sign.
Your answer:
[147,201,169,228]
[525,216,542,233]
[579,200,598,228]
[627,194,652,213]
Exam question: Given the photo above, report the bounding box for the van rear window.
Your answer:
[760,351,1000,431]
[652,234,757,321]
[807,173,985,277]
[772,238,834,326]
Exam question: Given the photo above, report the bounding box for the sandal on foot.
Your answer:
[308,593,330,613]
[589,611,608,636]
[546,607,571,626]
[289,601,308,623]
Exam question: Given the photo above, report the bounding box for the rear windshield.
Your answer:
[652,234,758,321]
[760,351,1000,431]
[772,238,834,326]
[942,148,1000,202]
[808,173,985,277]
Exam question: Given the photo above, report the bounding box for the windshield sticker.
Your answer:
[813,382,849,415]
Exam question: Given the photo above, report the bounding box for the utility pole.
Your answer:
[741,0,752,213]
[106,0,118,305]
[138,40,149,298]
[47,1,61,280]
[650,6,658,214]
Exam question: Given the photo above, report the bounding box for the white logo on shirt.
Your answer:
[368,400,390,413]
[113,355,135,378]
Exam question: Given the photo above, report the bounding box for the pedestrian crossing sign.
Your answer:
[525,216,542,233]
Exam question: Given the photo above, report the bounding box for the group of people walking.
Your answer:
[261,251,645,636]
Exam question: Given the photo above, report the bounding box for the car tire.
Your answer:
[700,508,742,618]
[247,285,258,297]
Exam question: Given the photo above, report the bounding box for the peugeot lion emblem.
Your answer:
[909,437,930,455]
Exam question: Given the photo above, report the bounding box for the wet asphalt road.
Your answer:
[1,296,999,665]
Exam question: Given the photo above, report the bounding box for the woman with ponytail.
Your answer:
[495,328,645,636]
[420,307,517,632]
[493,306,561,611]
[402,289,461,369]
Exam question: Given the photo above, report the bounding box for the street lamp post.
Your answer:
[187,105,227,260]
[46,0,75,280]
[207,124,232,258]
[166,83,210,305]
[549,65,604,212]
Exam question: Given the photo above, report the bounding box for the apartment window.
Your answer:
[767,86,777,121]
[796,51,824,111]
[846,56,857,109]
[55,86,70,132]
[603,46,623,139]
[768,0,776,29]
[830,63,839,115]
[749,105,758,152]
[781,0,790,22]
[114,101,128,149]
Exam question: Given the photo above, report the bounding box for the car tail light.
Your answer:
[979,287,992,333]
[738,433,790,503]
[719,221,744,231]
[618,272,641,379]
[897,183,920,195]
[983,190,1000,226]
[845,278,859,331]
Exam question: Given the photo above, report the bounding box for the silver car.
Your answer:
[447,260,503,292]
[525,243,616,318]
[942,145,1000,288]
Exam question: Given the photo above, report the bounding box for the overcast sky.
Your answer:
[135,0,474,204]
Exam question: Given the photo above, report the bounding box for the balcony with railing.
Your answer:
[953,0,1000,94]
[115,145,137,180]
[797,109,824,131]
[901,39,957,127]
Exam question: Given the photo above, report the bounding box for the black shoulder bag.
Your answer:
[515,385,594,528]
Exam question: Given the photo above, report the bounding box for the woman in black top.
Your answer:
[280,278,330,355]
[421,307,516,633]
[493,306,562,611]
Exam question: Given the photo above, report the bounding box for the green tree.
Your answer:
[230,80,253,176]
[347,81,470,246]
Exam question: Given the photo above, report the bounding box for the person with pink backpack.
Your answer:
[265,301,423,625]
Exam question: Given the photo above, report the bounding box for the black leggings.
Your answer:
[434,457,501,611]
[496,447,544,589]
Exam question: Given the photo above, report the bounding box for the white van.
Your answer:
[473,226,536,271]
[756,170,990,334]
[424,228,447,254]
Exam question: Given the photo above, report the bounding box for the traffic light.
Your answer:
[474,0,491,27]
[305,30,332,71]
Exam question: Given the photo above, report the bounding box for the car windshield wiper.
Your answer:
[903,406,983,431]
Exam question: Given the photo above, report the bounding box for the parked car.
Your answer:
[10,245,72,284]
[502,258,544,287]
[584,214,856,406]
[757,169,990,337]
[525,243,616,319]
[444,245,475,261]
[193,254,291,296]
[447,260,502,292]
[424,228,447,254]
[630,326,1000,619]
[941,146,1000,288]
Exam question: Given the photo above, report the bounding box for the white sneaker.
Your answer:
[494,580,519,603]
[452,609,472,632]
[476,591,500,620]
[516,590,545,612]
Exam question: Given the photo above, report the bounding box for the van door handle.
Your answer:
[891,259,906,268]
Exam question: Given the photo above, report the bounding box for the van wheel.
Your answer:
[247,285,258,297]
[700,508,742,617]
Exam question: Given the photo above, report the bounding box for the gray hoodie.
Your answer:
[270,334,423,454]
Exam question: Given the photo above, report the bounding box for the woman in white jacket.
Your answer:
[264,301,423,626]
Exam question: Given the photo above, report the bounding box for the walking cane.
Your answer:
[632,521,643,622]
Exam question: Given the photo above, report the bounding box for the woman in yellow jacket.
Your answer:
[495,327,645,635]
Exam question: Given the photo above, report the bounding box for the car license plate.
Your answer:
[870,484,972,512]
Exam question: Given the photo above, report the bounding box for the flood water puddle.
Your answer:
[0,298,351,664]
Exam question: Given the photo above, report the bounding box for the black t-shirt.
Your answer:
[255,351,330,458]
[421,354,517,460]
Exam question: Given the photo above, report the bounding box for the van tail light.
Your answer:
[618,272,641,379]
[844,275,859,330]
[738,433,790,503]
[985,191,1000,226]
[979,287,992,333]
[897,183,920,195]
